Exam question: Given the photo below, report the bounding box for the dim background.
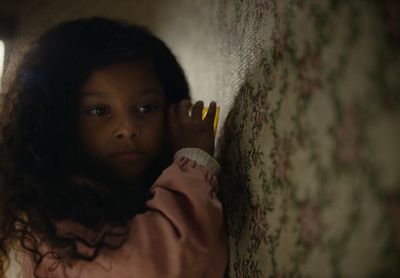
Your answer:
[1,0,400,277]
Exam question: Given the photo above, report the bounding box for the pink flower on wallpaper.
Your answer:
[250,204,268,244]
[383,0,400,41]
[255,0,270,19]
[388,198,400,252]
[254,87,268,131]
[299,203,322,249]
[274,137,289,182]
[299,53,321,97]
[274,10,289,59]
[233,257,247,277]
[295,0,305,8]
[275,31,289,59]
[336,103,360,164]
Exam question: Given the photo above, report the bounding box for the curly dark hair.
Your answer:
[0,17,190,277]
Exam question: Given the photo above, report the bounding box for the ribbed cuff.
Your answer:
[174,148,221,175]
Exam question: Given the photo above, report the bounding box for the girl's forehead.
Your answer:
[80,62,164,99]
[86,62,158,82]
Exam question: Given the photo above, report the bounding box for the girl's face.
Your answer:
[78,62,166,185]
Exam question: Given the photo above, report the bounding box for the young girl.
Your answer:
[0,17,227,277]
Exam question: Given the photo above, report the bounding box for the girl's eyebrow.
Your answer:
[81,89,162,98]
[140,88,163,96]
[81,91,107,98]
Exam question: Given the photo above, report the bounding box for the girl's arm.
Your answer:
[22,148,227,278]
[123,149,226,277]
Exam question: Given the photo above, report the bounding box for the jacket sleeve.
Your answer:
[22,152,225,278]
[123,155,224,277]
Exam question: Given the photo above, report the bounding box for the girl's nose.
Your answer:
[114,120,140,140]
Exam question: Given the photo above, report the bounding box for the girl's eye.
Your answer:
[137,105,158,113]
[86,107,110,116]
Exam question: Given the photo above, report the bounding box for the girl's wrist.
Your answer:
[173,148,221,175]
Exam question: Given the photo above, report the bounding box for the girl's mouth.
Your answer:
[110,150,144,161]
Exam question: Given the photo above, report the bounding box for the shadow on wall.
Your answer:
[215,0,400,277]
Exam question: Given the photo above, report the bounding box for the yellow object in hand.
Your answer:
[202,106,220,132]
[188,104,220,132]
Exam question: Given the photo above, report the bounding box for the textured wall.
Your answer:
[4,0,400,277]
[216,0,400,277]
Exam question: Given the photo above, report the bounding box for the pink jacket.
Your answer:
[21,156,227,278]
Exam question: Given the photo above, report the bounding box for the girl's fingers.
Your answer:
[191,101,204,121]
[204,101,217,125]
[178,99,192,121]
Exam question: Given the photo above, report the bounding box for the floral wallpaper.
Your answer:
[216,0,400,277]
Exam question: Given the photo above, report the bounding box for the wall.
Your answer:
[216,0,400,277]
[4,0,400,277]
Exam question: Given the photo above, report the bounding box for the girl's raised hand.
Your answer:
[168,99,217,156]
